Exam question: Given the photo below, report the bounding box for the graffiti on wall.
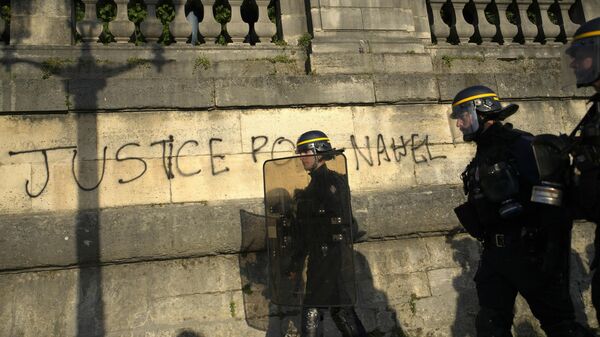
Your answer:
[7,133,446,198]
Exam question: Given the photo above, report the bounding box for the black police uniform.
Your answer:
[458,122,587,337]
[570,94,600,324]
[291,163,367,337]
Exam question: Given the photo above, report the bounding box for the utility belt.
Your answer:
[483,230,524,248]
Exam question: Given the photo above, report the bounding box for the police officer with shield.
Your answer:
[557,16,600,325]
[263,130,366,337]
[450,85,592,337]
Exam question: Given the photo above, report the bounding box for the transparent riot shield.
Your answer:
[263,152,356,307]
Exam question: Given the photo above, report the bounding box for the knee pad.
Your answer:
[331,307,367,337]
[302,308,322,337]
[475,307,513,337]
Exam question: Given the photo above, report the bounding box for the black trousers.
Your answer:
[300,306,367,337]
[475,245,590,337]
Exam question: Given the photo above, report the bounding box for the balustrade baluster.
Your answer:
[538,1,560,44]
[254,0,276,44]
[184,0,205,44]
[496,1,520,44]
[455,1,478,44]
[79,1,102,43]
[141,0,162,42]
[522,1,543,43]
[113,0,133,42]
[241,0,259,44]
[228,1,247,43]
[430,1,454,45]
[475,0,501,44]
[562,1,581,38]
[171,0,191,43]
[202,1,221,42]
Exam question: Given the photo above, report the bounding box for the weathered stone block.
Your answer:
[352,185,464,238]
[320,0,400,7]
[414,143,474,186]
[171,154,263,202]
[437,74,497,101]
[11,79,68,112]
[11,17,71,46]
[311,53,375,74]
[0,163,33,213]
[504,100,571,136]
[320,8,363,30]
[8,269,78,337]
[215,75,376,106]
[373,73,438,102]
[362,8,414,31]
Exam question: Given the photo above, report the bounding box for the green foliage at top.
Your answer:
[214,4,231,24]
[548,9,560,26]
[156,1,175,45]
[0,4,10,23]
[506,7,518,25]
[156,2,175,25]
[268,5,276,23]
[97,2,117,23]
[527,10,537,25]
[484,7,499,25]
[75,1,85,22]
[297,33,312,49]
[128,2,148,24]
[40,58,74,80]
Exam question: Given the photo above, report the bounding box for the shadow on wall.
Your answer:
[570,244,594,328]
[176,329,205,337]
[238,210,407,337]
[448,235,595,336]
[2,9,171,335]
[448,234,482,337]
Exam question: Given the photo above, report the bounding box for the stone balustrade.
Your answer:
[427,0,587,45]
[72,0,280,45]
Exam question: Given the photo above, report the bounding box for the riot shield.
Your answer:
[263,152,356,307]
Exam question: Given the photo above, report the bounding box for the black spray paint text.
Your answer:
[8,133,445,198]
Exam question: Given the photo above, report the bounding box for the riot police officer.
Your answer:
[560,16,600,325]
[291,130,367,337]
[451,85,591,337]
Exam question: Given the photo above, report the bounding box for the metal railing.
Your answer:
[426,0,586,45]
[64,0,280,46]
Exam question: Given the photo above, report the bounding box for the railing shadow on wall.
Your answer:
[1,6,172,337]
[425,0,587,45]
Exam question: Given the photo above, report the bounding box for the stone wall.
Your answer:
[2,0,600,336]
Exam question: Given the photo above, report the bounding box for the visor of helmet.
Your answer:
[561,35,600,89]
[449,101,480,143]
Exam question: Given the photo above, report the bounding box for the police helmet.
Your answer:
[295,130,333,154]
[449,85,518,142]
[565,17,600,88]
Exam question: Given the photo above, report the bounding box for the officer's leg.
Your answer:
[516,265,594,337]
[301,307,323,337]
[592,267,600,326]
[331,307,368,337]
[475,253,517,337]
[592,228,600,325]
